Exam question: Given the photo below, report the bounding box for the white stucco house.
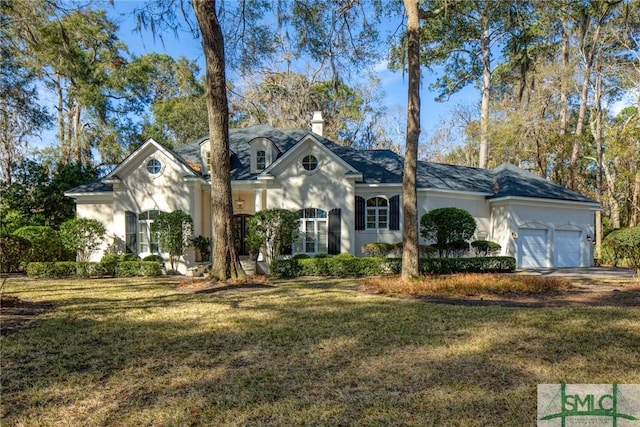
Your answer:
[65,113,600,273]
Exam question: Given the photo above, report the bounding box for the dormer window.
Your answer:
[256,150,266,170]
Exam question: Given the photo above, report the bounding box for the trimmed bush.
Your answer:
[120,253,140,262]
[314,253,329,259]
[271,256,515,277]
[0,234,31,273]
[446,240,470,257]
[292,253,310,260]
[116,261,162,277]
[361,242,394,257]
[471,240,502,256]
[100,254,120,276]
[75,262,106,278]
[26,262,55,278]
[142,254,164,263]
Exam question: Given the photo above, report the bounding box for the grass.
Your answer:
[359,273,574,298]
[1,276,639,426]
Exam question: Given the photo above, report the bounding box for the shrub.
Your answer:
[271,258,302,277]
[59,218,106,261]
[0,234,31,273]
[446,240,470,258]
[292,253,310,260]
[152,210,193,271]
[26,262,54,278]
[119,253,140,262]
[420,208,476,257]
[471,240,502,256]
[361,242,393,257]
[602,227,640,271]
[420,257,515,274]
[314,253,329,258]
[75,262,106,277]
[142,254,164,263]
[12,226,67,262]
[270,256,514,277]
[100,254,120,276]
[248,209,300,264]
[419,245,437,258]
[116,261,162,277]
[335,253,354,259]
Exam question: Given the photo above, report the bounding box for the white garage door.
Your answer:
[518,229,547,268]
[554,230,581,267]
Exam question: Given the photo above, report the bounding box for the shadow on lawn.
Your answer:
[2,277,639,426]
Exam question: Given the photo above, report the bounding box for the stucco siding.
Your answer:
[75,196,113,262]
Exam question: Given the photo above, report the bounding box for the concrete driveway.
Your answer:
[516,267,637,280]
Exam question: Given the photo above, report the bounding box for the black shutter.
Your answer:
[125,211,137,253]
[355,196,365,230]
[389,195,400,230]
[328,208,341,255]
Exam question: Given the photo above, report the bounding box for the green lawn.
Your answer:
[1,276,638,426]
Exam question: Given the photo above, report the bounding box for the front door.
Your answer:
[233,214,251,256]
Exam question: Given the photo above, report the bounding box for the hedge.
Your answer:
[26,261,162,278]
[271,256,515,278]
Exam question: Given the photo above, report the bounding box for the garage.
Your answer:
[554,230,582,267]
[518,229,548,268]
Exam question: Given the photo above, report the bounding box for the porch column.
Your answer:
[254,188,264,212]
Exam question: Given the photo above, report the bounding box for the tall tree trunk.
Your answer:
[559,20,570,137]
[192,0,245,281]
[569,1,616,190]
[401,0,420,279]
[631,171,640,227]
[590,65,604,257]
[56,80,70,165]
[478,4,491,169]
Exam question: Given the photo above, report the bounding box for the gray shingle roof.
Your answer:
[65,181,113,195]
[66,124,596,204]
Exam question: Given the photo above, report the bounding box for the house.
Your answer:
[65,113,599,273]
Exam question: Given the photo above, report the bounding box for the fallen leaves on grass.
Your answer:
[359,273,573,298]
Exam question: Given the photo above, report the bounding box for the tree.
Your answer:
[401,0,421,279]
[247,209,300,266]
[191,0,246,281]
[231,71,370,145]
[420,208,476,257]
[12,225,67,262]
[0,159,99,232]
[59,218,106,262]
[151,210,193,272]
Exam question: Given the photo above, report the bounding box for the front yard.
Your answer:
[1,276,639,426]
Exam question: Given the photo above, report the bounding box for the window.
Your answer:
[138,210,161,253]
[295,208,327,254]
[125,211,137,253]
[146,158,162,174]
[302,155,318,171]
[366,197,388,229]
[256,150,266,170]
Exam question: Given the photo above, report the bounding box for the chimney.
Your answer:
[311,111,324,136]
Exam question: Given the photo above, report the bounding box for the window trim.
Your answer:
[366,196,389,230]
[138,210,161,254]
[301,154,319,172]
[296,208,328,254]
[146,158,162,175]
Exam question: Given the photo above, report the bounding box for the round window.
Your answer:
[146,159,162,174]
[302,155,318,171]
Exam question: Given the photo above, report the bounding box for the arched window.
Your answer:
[296,208,327,254]
[366,197,388,229]
[138,210,161,253]
[256,150,266,170]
